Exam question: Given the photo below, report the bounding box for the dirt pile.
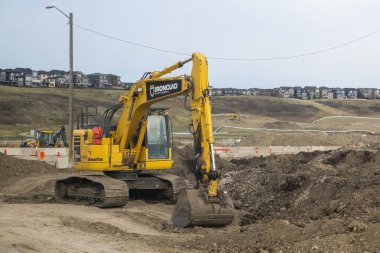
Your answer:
[0,153,57,186]
[0,153,70,203]
[221,146,380,227]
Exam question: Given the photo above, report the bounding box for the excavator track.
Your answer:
[55,175,129,208]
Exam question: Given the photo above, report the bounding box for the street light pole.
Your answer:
[46,6,74,168]
[69,12,74,169]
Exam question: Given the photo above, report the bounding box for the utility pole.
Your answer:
[68,12,74,168]
[46,6,74,168]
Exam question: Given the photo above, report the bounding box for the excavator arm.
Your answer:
[111,53,217,195]
[112,53,234,227]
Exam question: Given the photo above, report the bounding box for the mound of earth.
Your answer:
[0,153,70,203]
[0,153,57,185]
[221,146,380,227]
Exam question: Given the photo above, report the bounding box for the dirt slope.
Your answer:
[3,85,380,138]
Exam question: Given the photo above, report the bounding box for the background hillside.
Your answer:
[2,86,380,146]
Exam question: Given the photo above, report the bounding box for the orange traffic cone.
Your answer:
[35,148,38,157]
[40,151,45,161]
[3,149,7,156]
[57,151,61,157]
[255,146,260,156]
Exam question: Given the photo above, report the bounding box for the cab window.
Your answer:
[147,115,169,159]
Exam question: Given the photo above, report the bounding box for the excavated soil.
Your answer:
[0,145,379,252]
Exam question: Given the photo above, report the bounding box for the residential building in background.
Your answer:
[1,67,379,101]
[358,88,375,99]
[0,69,6,83]
[331,88,345,99]
[74,71,91,88]
[87,73,112,88]
[1,67,125,89]
[319,86,331,99]
[344,88,358,99]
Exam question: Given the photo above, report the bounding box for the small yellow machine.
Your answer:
[55,53,234,227]
[21,127,68,148]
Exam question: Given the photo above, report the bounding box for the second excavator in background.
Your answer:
[55,53,234,227]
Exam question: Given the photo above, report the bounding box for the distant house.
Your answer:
[301,91,308,100]
[305,86,318,99]
[0,69,6,83]
[279,86,294,98]
[331,88,346,99]
[211,88,224,96]
[74,71,91,88]
[23,74,33,87]
[344,88,358,99]
[14,68,33,75]
[15,76,24,86]
[30,71,41,87]
[319,87,331,99]
[48,70,68,78]
[88,73,113,88]
[56,76,68,87]
[282,91,291,98]
[37,70,49,86]
[46,77,57,88]
[293,87,303,99]
[223,88,237,96]
[241,89,251,95]
[358,88,374,99]
[248,88,261,96]
[315,87,320,99]
[373,89,380,99]
[108,74,122,87]
[5,69,23,85]
[45,76,66,88]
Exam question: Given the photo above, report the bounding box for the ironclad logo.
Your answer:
[149,85,155,97]
[146,80,182,100]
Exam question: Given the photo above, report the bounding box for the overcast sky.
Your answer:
[1,0,380,88]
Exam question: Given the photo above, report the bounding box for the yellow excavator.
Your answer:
[55,53,234,227]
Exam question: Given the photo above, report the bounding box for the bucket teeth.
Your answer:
[171,189,235,228]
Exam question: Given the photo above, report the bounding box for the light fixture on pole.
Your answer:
[46,6,74,168]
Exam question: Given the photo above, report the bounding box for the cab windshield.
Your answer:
[147,115,169,159]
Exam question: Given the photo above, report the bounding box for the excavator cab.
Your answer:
[38,131,54,145]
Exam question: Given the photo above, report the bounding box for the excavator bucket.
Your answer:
[171,189,235,227]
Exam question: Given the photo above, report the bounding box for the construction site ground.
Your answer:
[0,145,379,253]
